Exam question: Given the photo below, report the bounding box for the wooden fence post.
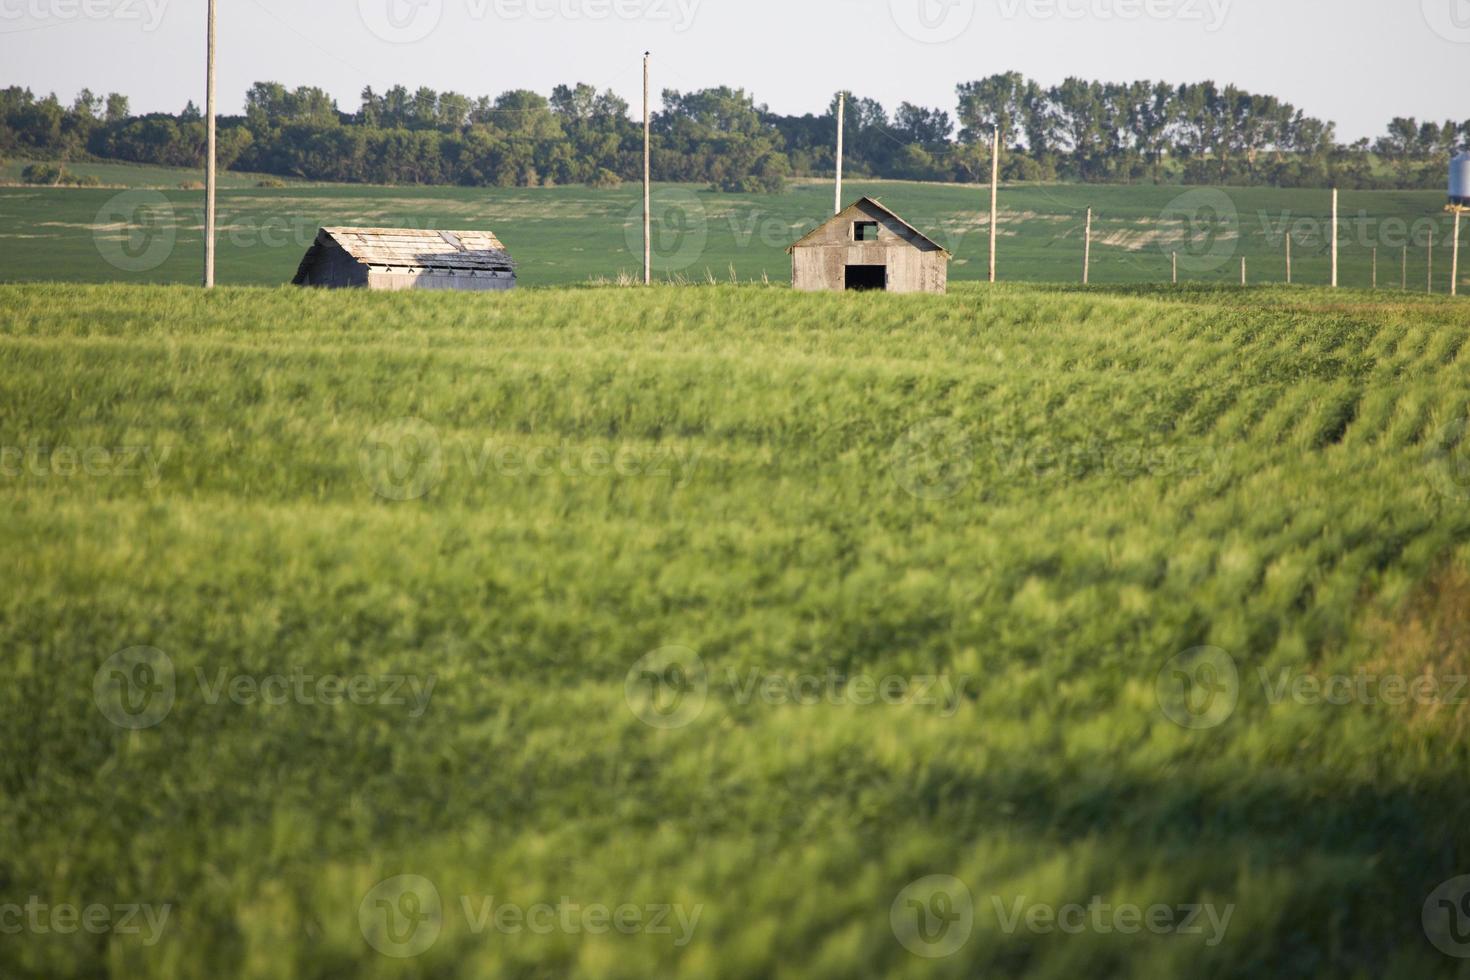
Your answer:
[1453,209,1462,298]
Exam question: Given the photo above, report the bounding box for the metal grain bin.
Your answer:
[1453,151,1470,207]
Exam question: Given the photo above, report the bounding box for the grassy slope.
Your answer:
[1,282,1470,978]
[0,158,310,189]
[0,178,1460,290]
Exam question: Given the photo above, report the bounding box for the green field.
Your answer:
[0,169,1462,291]
[2,280,1470,977]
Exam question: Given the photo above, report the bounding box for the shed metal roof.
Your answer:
[293,227,515,283]
[786,198,951,258]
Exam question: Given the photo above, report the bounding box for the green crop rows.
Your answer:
[1,281,1469,977]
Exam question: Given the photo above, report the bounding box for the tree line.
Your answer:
[2,73,1466,191]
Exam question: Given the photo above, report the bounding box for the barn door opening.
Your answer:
[844,265,887,291]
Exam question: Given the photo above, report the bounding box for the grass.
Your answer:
[0,157,311,190]
[0,173,1461,290]
[1,280,1470,978]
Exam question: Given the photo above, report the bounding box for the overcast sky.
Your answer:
[2,0,1467,141]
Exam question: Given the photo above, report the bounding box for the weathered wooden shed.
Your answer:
[292,227,516,291]
[787,198,950,294]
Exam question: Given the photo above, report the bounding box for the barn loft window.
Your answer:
[854,221,879,242]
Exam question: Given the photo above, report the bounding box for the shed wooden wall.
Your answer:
[366,269,516,291]
[298,241,369,288]
[790,200,947,294]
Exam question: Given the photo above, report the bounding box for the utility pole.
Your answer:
[1285,233,1292,285]
[1241,256,1247,287]
[1428,233,1434,295]
[1171,251,1177,285]
[1372,246,1377,290]
[1083,207,1092,285]
[1402,245,1408,290]
[203,0,217,288]
[1452,209,1462,298]
[988,124,999,283]
[1330,188,1338,288]
[643,52,651,286]
[834,92,845,216]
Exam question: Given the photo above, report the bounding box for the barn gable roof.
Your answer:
[786,197,951,258]
[292,227,515,284]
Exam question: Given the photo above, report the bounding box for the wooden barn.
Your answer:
[787,198,950,294]
[292,227,516,291]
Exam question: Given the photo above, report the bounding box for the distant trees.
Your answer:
[1,76,1466,191]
